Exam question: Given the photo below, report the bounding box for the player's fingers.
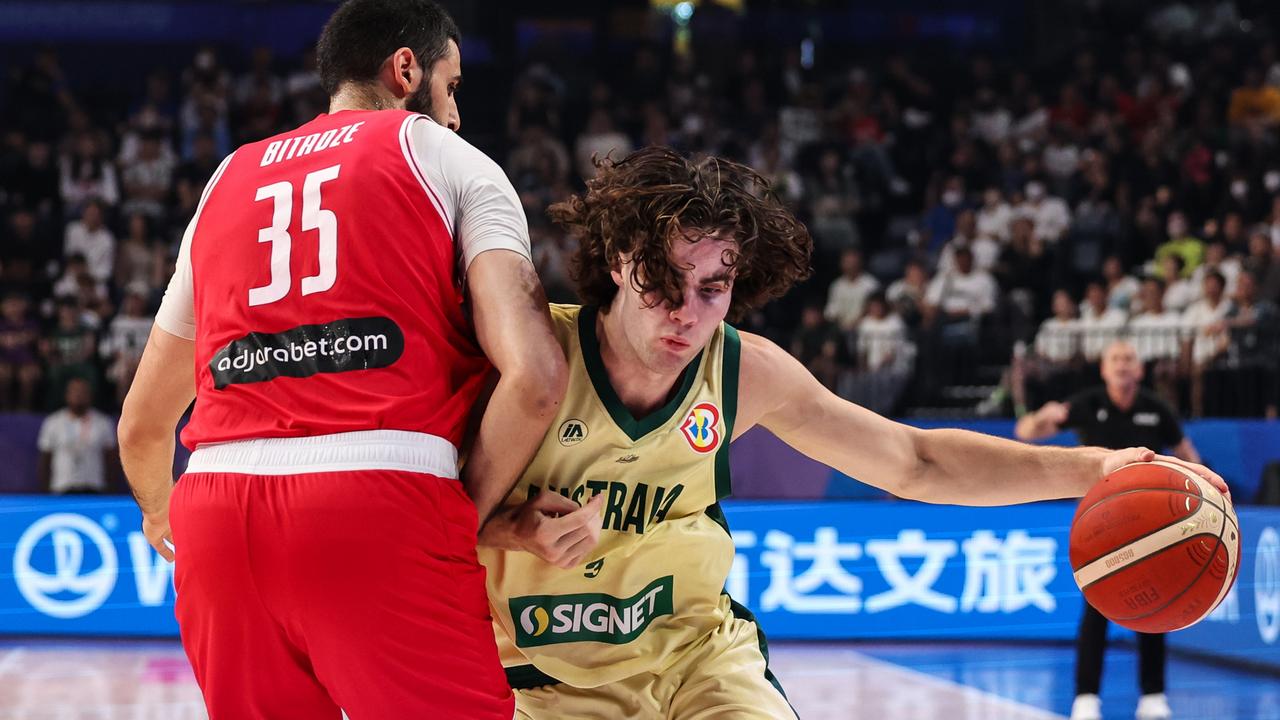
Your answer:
[552,522,592,551]
[531,490,581,516]
[1153,454,1230,498]
[557,534,600,570]
[151,536,175,563]
[1102,447,1154,476]
[569,494,605,526]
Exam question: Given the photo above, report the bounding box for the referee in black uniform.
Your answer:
[1016,339,1202,720]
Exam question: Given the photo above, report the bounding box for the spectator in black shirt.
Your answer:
[1015,339,1202,720]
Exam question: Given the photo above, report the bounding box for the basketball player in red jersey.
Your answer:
[117,1,564,718]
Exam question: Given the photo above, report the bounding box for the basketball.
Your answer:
[1069,461,1241,633]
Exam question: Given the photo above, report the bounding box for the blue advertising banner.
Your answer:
[1165,507,1280,669]
[0,497,177,636]
[721,499,1085,641]
[1,495,1276,674]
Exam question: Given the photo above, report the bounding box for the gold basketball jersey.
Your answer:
[479,304,741,688]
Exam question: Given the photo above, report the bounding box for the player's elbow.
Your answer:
[506,351,568,418]
[882,426,932,502]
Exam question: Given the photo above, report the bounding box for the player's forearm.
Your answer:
[906,428,1108,505]
[118,422,176,516]
[464,369,565,525]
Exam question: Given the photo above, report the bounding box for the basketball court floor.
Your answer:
[0,639,1275,719]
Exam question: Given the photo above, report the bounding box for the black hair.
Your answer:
[316,0,459,96]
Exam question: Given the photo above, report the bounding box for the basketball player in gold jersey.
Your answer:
[475,147,1226,719]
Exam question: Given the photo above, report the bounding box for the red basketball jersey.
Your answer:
[181,110,489,450]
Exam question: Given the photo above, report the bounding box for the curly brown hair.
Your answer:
[547,146,812,322]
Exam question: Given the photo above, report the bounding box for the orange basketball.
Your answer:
[1069,461,1241,633]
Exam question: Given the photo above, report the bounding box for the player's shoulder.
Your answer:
[1135,387,1178,416]
[737,329,800,384]
[409,113,500,168]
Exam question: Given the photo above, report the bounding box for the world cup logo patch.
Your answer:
[680,402,722,454]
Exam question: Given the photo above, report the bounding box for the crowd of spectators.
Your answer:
[3,2,1280,433]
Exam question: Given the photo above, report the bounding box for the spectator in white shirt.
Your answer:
[925,246,998,321]
[937,209,1001,274]
[119,130,174,219]
[63,200,115,284]
[824,248,880,330]
[843,292,913,415]
[1102,255,1141,312]
[1182,271,1234,416]
[1159,254,1198,314]
[976,186,1013,243]
[37,377,117,494]
[1019,180,1070,243]
[999,288,1081,417]
[1078,281,1127,361]
[1190,240,1242,297]
[1127,277,1183,408]
[99,287,154,408]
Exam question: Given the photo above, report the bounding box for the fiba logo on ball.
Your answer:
[558,419,588,447]
[13,514,118,619]
[1256,527,1280,644]
[519,605,551,637]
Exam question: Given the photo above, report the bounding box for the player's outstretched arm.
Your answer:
[1013,400,1069,441]
[464,251,568,525]
[736,333,1225,505]
[119,326,196,562]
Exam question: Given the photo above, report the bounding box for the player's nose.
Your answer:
[449,103,461,132]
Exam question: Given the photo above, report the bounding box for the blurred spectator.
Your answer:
[1221,271,1279,417]
[2,208,55,293]
[99,285,152,408]
[1182,271,1233,415]
[824,249,879,331]
[63,200,115,283]
[1227,66,1280,129]
[886,259,930,326]
[529,226,574,304]
[41,299,97,410]
[173,132,221,222]
[994,216,1054,319]
[791,305,836,367]
[806,147,861,254]
[844,292,913,414]
[1102,255,1141,311]
[1128,277,1183,407]
[920,175,966,255]
[36,377,116,494]
[114,213,160,293]
[1191,240,1242,296]
[1244,228,1273,279]
[285,48,326,124]
[59,132,118,214]
[10,141,60,216]
[1018,181,1070,243]
[923,245,997,373]
[938,208,1000,274]
[999,288,1081,416]
[575,109,632,181]
[1159,254,1197,313]
[976,187,1013,242]
[1078,281,1127,361]
[120,129,174,219]
[1155,210,1204,274]
[0,292,42,411]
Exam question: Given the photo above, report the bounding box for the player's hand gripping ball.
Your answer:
[1069,461,1240,633]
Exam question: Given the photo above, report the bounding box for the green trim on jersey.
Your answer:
[577,305,706,441]
[714,324,741,499]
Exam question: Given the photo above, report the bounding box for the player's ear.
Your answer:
[385,47,416,98]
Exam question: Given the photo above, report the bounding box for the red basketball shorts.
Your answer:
[169,462,513,719]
